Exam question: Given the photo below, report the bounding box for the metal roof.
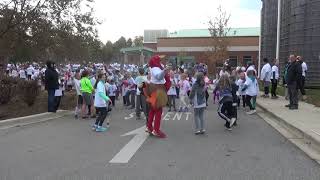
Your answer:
[169,27,260,37]
[120,46,154,54]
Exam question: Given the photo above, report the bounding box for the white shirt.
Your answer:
[11,70,18,77]
[19,69,26,79]
[271,65,279,80]
[74,79,82,96]
[260,63,272,82]
[236,79,246,96]
[167,78,177,96]
[108,84,117,96]
[94,81,107,107]
[302,62,308,77]
[27,66,34,75]
[245,77,258,96]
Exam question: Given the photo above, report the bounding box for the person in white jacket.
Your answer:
[260,58,272,98]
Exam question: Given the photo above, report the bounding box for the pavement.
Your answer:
[1,99,320,180]
[257,95,320,163]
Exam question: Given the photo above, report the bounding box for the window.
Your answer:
[229,56,238,67]
[243,56,252,66]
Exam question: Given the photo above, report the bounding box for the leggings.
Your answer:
[95,107,108,126]
[246,95,255,110]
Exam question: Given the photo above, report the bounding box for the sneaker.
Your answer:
[194,130,201,135]
[227,127,233,131]
[95,126,107,132]
[152,130,167,138]
[289,106,298,110]
[92,124,98,130]
[200,129,206,134]
[230,118,236,127]
[246,110,256,115]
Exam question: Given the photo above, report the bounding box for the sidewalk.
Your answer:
[257,95,320,157]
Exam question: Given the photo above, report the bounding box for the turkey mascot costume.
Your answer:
[144,55,171,138]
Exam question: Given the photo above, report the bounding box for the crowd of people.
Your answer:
[3,54,308,137]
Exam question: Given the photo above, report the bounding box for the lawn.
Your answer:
[259,82,320,107]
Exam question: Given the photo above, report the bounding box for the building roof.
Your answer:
[169,27,260,38]
[120,46,154,54]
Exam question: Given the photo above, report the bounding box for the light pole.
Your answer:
[276,0,281,60]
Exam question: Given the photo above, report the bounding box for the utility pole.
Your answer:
[276,0,281,60]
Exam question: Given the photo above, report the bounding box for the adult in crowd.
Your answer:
[260,58,272,98]
[285,55,302,110]
[45,61,59,112]
[283,58,291,100]
[270,59,279,99]
[297,56,308,100]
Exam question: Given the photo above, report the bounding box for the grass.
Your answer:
[259,82,320,107]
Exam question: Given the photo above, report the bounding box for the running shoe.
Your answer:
[152,130,167,138]
[95,126,107,132]
[92,124,98,130]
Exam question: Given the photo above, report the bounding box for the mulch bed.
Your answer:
[0,91,77,121]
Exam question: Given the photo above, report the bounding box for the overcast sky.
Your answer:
[93,0,262,43]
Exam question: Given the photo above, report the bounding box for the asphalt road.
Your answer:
[1,100,320,180]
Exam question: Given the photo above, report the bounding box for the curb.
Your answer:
[257,102,320,160]
[0,110,71,129]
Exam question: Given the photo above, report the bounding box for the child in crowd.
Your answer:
[179,73,191,112]
[108,80,117,107]
[212,77,220,104]
[73,70,82,119]
[135,68,148,120]
[80,70,95,119]
[215,74,237,130]
[242,70,258,115]
[167,71,177,112]
[189,72,207,135]
[122,77,129,106]
[54,78,65,112]
[92,72,111,132]
[236,72,246,108]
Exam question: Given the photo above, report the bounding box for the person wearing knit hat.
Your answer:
[144,55,171,138]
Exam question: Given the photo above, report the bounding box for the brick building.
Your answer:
[122,28,259,74]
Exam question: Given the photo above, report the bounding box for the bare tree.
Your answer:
[207,5,231,74]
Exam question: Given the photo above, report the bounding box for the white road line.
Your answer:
[109,126,148,164]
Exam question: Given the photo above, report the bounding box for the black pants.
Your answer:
[264,81,270,95]
[205,90,209,105]
[271,80,278,97]
[54,96,61,112]
[237,95,246,107]
[218,101,236,128]
[110,96,115,106]
[299,76,306,95]
[130,90,136,108]
[246,95,255,110]
[176,88,180,99]
[288,82,299,107]
[95,107,108,126]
